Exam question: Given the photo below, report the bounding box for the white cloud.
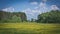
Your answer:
[2,8,8,11]
[22,8,39,19]
[2,7,14,12]
[24,8,40,14]
[30,2,38,5]
[39,2,48,13]
[51,5,59,10]
[22,8,34,15]
[30,0,48,13]
[39,2,46,8]
[24,8,32,13]
[23,0,50,20]
[34,7,39,9]
[33,9,37,13]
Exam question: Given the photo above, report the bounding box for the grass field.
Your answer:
[0,22,60,34]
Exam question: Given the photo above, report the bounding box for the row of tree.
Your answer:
[0,11,27,23]
[0,10,60,23]
[36,10,60,23]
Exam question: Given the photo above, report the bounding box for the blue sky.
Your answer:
[0,0,60,20]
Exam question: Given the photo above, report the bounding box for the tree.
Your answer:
[8,15,21,22]
[0,11,27,23]
[37,10,60,23]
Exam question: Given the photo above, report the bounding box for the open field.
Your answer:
[0,22,60,34]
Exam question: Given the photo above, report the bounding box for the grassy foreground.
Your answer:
[0,22,60,34]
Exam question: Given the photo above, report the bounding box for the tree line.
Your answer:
[0,11,27,23]
[0,10,60,23]
[36,10,60,23]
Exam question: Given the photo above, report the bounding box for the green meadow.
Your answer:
[0,22,60,34]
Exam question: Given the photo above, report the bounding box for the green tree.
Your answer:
[9,15,21,22]
[0,11,27,23]
[37,10,60,23]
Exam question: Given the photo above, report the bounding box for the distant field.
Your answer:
[0,22,60,34]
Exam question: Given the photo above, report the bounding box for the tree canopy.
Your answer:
[0,11,27,23]
[37,10,60,23]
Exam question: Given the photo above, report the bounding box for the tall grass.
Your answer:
[0,22,60,34]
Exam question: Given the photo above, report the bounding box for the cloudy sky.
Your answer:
[0,0,60,20]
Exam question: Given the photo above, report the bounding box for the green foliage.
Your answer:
[37,10,60,23]
[8,15,21,22]
[0,11,27,23]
